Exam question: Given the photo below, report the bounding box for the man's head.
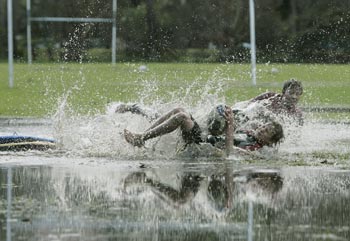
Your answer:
[282,79,303,105]
[207,105,227,136]
[254,121,284,146]
[282,79,303,95]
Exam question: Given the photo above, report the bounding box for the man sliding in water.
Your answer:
[116,79,303,126]
[119,79,301,154]
[123,105,284,155]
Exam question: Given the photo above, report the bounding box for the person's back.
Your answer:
[232,79,304,127]
[232,99,275,131]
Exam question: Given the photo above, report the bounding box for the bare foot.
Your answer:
[124,129,145,147]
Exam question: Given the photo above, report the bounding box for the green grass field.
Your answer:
[0,63,349,117]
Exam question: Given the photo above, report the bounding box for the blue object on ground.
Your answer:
[0,135,56,151]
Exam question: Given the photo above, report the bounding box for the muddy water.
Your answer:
[0,118,350,241]
[1,164,350,241]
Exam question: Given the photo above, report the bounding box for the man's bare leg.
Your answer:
[124,110,194,147]
[146,107,187,131]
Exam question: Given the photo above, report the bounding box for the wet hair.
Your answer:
[207,105,227,135]
[267,121,284,145]
[282,79,303,95]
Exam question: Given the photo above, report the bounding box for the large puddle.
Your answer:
[1,163,350,241]
[1,116,350,240]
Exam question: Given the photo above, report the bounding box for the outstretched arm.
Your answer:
[115,103,159,121]
[294,107,304,125]
[224,106,234,156]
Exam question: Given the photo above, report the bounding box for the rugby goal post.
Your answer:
[6,0,255,87]
[249,0,257,86]
[26,0,117,64]
[7,0,14,88]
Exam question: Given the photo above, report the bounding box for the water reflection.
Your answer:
[1,164,350,241]
[123,168,282,212]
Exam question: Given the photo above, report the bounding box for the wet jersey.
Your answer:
[206,130,263,151]
[235,92,303,126]
[233,131,262,151]
[251,92,303,119]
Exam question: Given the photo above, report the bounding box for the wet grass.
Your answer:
[0,62,349,117]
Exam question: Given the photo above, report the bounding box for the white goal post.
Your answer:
[26,0,117,64]
[7,0,255,87]
[249,0,257,86]
[7,0,14,88]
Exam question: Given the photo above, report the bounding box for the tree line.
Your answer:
[0,0,349,63]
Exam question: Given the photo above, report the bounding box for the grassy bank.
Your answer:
[0,63,349,117]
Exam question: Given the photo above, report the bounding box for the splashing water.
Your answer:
[47,67,350,164]
[50,70,231,159]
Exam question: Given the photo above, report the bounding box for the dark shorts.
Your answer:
[181,116,202,145]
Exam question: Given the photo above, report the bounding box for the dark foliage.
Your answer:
[0,0,349,63]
